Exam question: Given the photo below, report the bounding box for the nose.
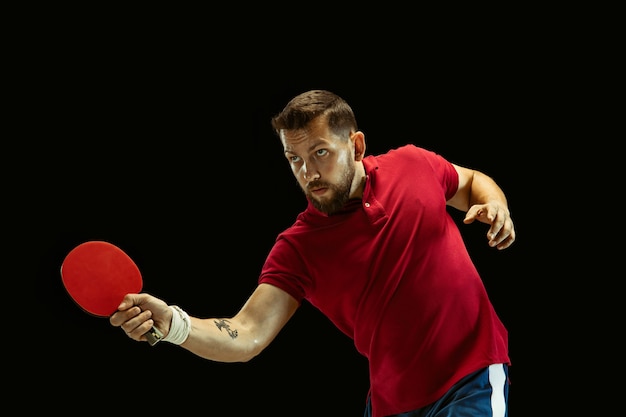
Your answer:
[302,162,320,181]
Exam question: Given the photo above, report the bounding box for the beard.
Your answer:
[304,162,355,215]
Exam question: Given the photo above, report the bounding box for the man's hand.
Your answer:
[463,202,516,250]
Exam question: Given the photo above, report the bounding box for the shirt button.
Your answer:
[364,202,371,208]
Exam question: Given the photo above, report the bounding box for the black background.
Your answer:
[18,23,550,415]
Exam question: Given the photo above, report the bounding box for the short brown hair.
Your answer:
[271,90,358,138]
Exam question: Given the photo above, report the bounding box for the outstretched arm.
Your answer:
[110,283,299,362]
[447,164,516,250]
[182,283,299,362]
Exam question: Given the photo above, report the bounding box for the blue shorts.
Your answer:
[364,363,509,417]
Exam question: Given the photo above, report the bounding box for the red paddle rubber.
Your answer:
[61,241,164,346]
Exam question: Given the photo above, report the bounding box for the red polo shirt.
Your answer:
[259,144,509,417]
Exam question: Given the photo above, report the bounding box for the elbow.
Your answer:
[233,338,266,363]
[238,353,259,363]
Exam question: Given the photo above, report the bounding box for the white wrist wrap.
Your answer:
[163,305,191,345]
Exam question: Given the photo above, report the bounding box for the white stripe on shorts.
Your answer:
[489,363,506,417]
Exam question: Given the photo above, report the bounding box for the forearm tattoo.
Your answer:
[213,319,238,339]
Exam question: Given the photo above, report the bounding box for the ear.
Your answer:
[352,131,366,161]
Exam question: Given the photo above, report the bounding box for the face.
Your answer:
[280,118,358,215]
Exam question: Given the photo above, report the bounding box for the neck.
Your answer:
[349,162,367,199]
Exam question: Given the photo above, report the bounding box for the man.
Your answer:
[111,89,515,416]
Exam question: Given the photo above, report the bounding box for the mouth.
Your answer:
[309,187,328,196]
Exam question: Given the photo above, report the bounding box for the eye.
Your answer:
[289,155,301,163]
[316,149,328,157]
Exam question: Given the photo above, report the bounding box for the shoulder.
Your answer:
[364,144,444,169]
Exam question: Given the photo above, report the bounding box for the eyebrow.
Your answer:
[284,140,327,156]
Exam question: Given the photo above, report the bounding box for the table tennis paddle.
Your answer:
[60,240,163,346]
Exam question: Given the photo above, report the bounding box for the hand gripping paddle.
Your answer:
[60,240,163,346]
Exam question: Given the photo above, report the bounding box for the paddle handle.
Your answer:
[145,327,164,346]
